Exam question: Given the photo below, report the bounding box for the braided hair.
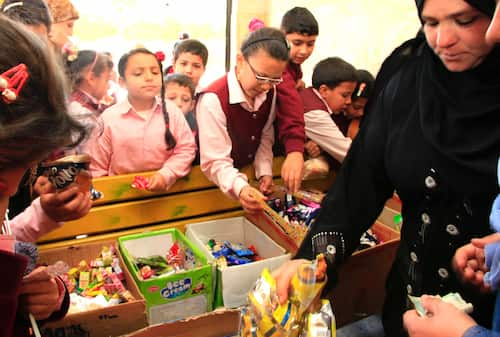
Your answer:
[118,48,176,150]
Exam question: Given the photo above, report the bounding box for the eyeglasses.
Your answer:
[246,59,283,85]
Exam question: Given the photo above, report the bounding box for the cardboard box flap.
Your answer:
[122,309,241,337]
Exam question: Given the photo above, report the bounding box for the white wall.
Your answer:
[268,0,421,85]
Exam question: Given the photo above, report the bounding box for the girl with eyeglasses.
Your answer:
[196,27,289,213]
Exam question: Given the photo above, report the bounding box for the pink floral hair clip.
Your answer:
[0,63,29,104]
[62,41,78,62]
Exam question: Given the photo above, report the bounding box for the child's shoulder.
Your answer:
[101,100,129,120]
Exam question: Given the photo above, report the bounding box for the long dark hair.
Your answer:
[118,48,176,150]
[0,16,86,167]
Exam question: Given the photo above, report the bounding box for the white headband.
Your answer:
[3,2,24,12]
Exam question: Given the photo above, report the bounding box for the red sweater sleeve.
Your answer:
[0,250,27,337]
[276,66,306,154]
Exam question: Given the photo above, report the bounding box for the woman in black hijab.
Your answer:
[274,0,500,336]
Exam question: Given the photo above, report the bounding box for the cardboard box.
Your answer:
[38,240,148,337]
[327,221,400,327]
[118,228,213,325]
[246,199,401,327]
[121,309,241,337]
[185,217,291,308]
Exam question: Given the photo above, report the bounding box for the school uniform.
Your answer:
[69,89,104,154]
[274,61,306,154]
[299,87,352,162]
[196,69,276,199]
[89,97,196,189]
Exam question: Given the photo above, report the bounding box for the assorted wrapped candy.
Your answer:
[133,241,198,280]
[207,239,261,268]
[241,254,335,337]
[265,191,322,244]
[358,229,380,251]
[131,175,149,190]
[54,245,135,314]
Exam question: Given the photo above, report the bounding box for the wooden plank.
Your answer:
[38,189,241,242]
[91,157,286,206]
[38,210,244,251]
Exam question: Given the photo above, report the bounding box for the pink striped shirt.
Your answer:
[89,97,196,189]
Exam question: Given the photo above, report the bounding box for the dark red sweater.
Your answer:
[275,61,306,154]
[203,75,273,168]
[300,87,350,137]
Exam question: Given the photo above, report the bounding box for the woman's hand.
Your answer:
[272,259,310,304]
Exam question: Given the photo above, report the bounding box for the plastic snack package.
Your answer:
[300,299,336,337]
[241,254,331,337]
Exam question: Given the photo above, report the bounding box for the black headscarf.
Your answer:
[368,0,500,194]
[415,0,496,19]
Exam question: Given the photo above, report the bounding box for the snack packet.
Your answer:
[241,255,331,337]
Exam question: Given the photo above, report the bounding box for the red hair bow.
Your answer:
[155,51,165,62]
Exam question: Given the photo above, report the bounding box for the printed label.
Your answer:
[160,277,192,299]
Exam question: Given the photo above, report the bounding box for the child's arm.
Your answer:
[304,110,352,162]
[254,92,276,194]
[276,71,306,154]
[276,71,306,193]
[154,104,197,190]
[88,117,112,178]
[197,93,250,199]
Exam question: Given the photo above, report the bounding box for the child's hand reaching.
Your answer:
[146,173,168,192]
[259,175,274,195]
[305,140,321,158]
[20,266,62,320]
[239,186,266,214]
[452,233,500,292]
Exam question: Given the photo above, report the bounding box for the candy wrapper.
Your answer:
[38,154,103,200]
[131,175,149,190]
[241,254,334,337]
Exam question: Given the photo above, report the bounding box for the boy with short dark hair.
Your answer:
[275,6,319,192]
[300,57,357,163]
[170,39,209,92]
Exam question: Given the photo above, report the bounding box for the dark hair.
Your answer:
[312,57,357,90]
[118,48,176,150]
[1,0,52,31]
[173,39,209,67]
[352,69,375,99]
[280,7,319,36]
[0,16,86,166]
[65,50,113,89]
[241,27,290,61]
[164,73,195,98]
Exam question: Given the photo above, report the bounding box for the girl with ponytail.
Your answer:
[88,48,196,192]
